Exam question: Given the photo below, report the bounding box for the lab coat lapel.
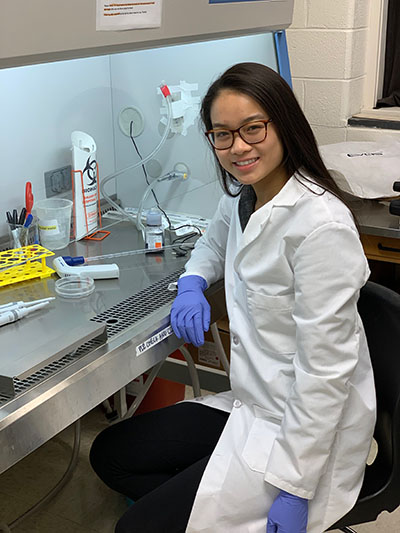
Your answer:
[234,176,309,270]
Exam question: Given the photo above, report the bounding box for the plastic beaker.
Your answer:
[35,198,73,250]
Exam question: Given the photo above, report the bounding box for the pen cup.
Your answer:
[7,219,37,249]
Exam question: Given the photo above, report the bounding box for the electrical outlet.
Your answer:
[44,165,72,198]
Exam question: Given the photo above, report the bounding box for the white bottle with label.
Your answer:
[145,211,164,252]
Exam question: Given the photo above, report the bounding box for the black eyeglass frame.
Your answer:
[205,119,273,150]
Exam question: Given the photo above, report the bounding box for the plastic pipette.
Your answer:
[62,243,195,266]
[53,257,119,279]
[0,301,50,327]
[0,297,55,313]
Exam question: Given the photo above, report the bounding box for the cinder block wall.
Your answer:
[287,0,400,145]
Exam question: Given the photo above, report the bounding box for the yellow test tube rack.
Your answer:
[0,245,55,288]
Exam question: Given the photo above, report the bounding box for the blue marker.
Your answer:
[24,213,33,228]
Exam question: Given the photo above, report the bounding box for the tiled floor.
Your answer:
[0,396,399,533]
[0,407,127,533]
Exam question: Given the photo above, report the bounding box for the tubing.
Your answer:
[100,90,173,225]
[121,361,165,419]
[8,419,81,530]
[136,180,158,234]
[84,242,194,263]
[120,346,202,418]
[210,323,230,375]
[135,170,187,235]
[179,345,202,398]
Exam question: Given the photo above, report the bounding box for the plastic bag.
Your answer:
[319,139,400,199]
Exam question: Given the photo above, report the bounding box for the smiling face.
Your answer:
[210,90,289,207]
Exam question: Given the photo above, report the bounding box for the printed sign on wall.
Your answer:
[209,0,268,4]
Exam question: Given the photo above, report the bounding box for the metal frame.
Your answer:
[274,30,293,88]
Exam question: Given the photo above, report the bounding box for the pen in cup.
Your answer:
[10,227,22,248]
[19,213,33,245]
[18,207,26,225]
[5,182,35,247]
[6,213,35,248]
[6,211,14,228]
[12,209,18,226]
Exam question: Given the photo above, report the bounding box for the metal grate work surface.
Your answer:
[0,267,184,408]
[0,337,106,407]
[90,268,184,336]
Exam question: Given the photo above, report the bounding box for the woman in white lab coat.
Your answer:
[90,63,376,533]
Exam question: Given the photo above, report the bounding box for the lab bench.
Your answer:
[354,198,400,295]
[356,198,400,264]
[1,198,399,477]
[0,220,226,475]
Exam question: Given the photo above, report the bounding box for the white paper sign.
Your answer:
[96,0,162,31]
[136,325,173,356]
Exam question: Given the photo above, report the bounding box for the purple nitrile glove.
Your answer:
[266,490,308,533]
[170,275,210,347]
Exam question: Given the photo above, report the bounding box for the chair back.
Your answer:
[330,281,400,529]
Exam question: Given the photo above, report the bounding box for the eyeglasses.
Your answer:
[205,119,273,150]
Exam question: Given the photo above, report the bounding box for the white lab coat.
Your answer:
[183,174,376,533]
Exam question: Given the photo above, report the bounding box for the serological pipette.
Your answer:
[62,243,195,266]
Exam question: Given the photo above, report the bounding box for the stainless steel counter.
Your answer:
[352,198,400,239]
[0,221,225,474]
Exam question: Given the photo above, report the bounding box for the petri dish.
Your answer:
[55,275,95,298]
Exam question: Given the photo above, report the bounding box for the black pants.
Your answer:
[90,402,229,533]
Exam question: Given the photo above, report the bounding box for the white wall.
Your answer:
[110,33,278,219]
[287,0,400,145]
[0,56,115,238]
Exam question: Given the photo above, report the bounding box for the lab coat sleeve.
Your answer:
[180,194,233,287]
[264,222,370,499]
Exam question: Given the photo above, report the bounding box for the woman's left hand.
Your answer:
[266,490,308,533]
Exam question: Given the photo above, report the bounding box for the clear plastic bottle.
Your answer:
[145,211,165,252]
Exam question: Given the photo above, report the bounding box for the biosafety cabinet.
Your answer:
[0,0,294,237]
[0,0,293,68]
[0,0,296,476]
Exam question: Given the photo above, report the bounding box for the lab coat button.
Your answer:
[232,335,239,345]
[233,399,242,408]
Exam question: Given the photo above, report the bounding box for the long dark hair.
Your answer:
[200,62,350,208]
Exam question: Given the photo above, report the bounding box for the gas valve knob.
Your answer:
[393,181,400,193]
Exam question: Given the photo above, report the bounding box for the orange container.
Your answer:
[133,376,185,415]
